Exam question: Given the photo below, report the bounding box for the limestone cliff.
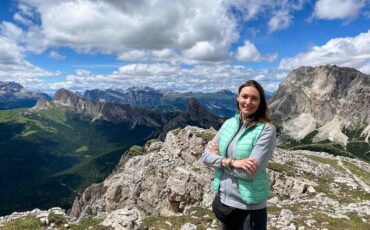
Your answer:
[269,65,370,147]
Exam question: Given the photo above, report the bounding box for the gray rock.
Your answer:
[101,208,143,230]
[181,222,198,230]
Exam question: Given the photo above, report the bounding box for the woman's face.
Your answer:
[237,86,261,120]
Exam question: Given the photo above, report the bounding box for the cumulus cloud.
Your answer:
[278,30,370,73]
[48,50,66,60]
[0,36,56,83]
[3,0,309,62]
[314,0,366,20]
[236,41,277,62]
[47,63,285,93]
[10,0,239,62]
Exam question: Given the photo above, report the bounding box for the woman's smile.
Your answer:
[237,86,260,120]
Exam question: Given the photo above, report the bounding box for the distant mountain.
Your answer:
[84,86,163,107]
[0,89,221,215]
[0,81,50,110]
[159,97,222,140]
[269,65,370,161]
[83,87,238,117]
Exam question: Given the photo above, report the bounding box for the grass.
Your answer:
[143,206,218,230]
[195,132,215,142]
[22,130,37,137]
[171,128,181,135]
[38,106,68,125]
[270,201,370,229]
[126,145,145,156]
[192,167,201,173]
[0,216,43,230]
[267,204,282,216]
[290,144,353,158]
[70,217,108,230]
[278,127,370,162]
[75,145,89,153]
[305,154,345,173]
[309,212,369,229]
[337,183,370,201]
[342,160,370,187]
[267,161,296,176]
[0,108,26,121]
[48,212,68,229]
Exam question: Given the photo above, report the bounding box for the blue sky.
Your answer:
[0,0,369,94]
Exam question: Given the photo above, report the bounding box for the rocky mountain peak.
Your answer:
[280,65,367,97]
[53,88,82,105]
[0,81,50,110]
[186,97,207,114]
[269,65,370,146]
[159,98,222,140]
[0,81,23,93]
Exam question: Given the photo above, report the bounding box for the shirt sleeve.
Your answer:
[201,130,224,169]
[223,124,276,180]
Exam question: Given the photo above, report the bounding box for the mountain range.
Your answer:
[0,81,50,110]
[83,87,239,117]
[0,88,221,216]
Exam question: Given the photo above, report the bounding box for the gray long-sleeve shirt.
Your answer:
[201,119,276,210]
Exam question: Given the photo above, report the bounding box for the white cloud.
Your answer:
[47,63,285,93]
[236,41,277,62]
[183,41,230,61]
[278,30,370,73]
[11,0,239,62]
[0,36,57,83]
[13,13,33,26]
[233,0,307,33]
[4,0,310,62]
[359,63,370,73]
[48,50,66,60]
[314,0,365,20]
[268,11,292,32]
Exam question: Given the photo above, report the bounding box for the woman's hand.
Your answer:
[232,158,257,174]
[207,140,219,155]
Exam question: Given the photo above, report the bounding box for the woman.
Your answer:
[202,80,276,230]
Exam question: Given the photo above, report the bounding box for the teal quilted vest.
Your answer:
[212,113,270,204]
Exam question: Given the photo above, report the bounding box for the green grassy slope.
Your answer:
[279,127,370,162]
[0,107,155,215]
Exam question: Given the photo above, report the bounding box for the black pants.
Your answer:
[221,207,267,230]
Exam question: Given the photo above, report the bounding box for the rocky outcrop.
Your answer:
[269,65,370,146]
[68,126,369,229]
[0,81,50,110]
[69,126,215,223]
